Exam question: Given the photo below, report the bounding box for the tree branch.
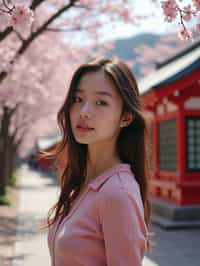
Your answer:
[0,0,46,41]
[45,25,85,32]
[0,0,79,83]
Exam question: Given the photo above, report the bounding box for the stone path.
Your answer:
[12,165,58,266]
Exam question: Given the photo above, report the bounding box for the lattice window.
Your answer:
[159,119,177,171]
[186,117,200,172]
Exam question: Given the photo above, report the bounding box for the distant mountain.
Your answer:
[106,32,186,79]
[107,33,161,59]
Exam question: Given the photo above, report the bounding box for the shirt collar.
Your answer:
[87,163,133,191]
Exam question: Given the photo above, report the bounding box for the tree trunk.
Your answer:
[0,107,12,196]
[7,140,18,184]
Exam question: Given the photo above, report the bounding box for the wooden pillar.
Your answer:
[177,101,186,181]
[153,113,159,178]
[152,109,161,197]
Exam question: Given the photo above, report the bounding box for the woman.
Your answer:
[45,57,151,266]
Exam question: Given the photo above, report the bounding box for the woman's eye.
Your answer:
[73,96,81,102]
[96,100,107,106]
[72,96,107,106]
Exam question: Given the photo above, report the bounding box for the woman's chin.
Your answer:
[74,136,91,144]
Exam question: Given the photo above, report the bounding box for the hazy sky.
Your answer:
[112,0,195,40]
[63,1,187,45]
[101,0,177,41]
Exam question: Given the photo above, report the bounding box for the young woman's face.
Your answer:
[69,70,125,145]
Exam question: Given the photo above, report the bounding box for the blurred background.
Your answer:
[0,0,200,265]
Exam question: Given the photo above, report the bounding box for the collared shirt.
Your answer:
[48,163,148,266]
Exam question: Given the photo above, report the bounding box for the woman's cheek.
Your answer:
[70,105,80,117]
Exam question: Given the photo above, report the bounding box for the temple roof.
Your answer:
[138,37,200,95]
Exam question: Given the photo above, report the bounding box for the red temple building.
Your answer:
[139,37,200,228]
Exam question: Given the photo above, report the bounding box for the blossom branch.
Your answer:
[2,0,13,12]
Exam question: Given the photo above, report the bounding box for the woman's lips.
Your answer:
[76,126,94,133]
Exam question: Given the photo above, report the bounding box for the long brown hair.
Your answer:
[41,57,152,248]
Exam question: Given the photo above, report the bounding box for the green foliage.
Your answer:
[7,172,17,187]
[0,195,10,206]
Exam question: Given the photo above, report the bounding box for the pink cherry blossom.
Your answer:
[161,0,178,22]
[196,23,200,32]
[178,27,193,40]
[125,60,135,68]
[79,0,94,5]
[119,7,133,22]
[193,0,200,11]
[182,5,193,21]
[103,41,114,50]
[11,4,34,33]
[0,12,11,31]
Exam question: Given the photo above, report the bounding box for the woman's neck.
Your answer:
[85,157,123,183]
[85,139,122,182]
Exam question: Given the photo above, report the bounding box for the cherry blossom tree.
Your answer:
[0,24,116,196]
[0,0,138,196]
[0,1,199,43]
[0,0,139,83]
[0,33,76,194]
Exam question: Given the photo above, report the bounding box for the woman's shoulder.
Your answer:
[98,169,142,204]
[97,170,146,223]
[100,166,137,188]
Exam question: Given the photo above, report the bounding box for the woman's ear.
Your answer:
[120,112,134,128]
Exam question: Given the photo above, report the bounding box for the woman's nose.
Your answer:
[80,102,91,119]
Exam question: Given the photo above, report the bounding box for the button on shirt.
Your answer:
[48,163,148,266]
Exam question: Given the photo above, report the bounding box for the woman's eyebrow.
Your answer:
[76,88,113,98]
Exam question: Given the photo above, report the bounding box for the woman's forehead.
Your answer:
[77,70,118,95]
